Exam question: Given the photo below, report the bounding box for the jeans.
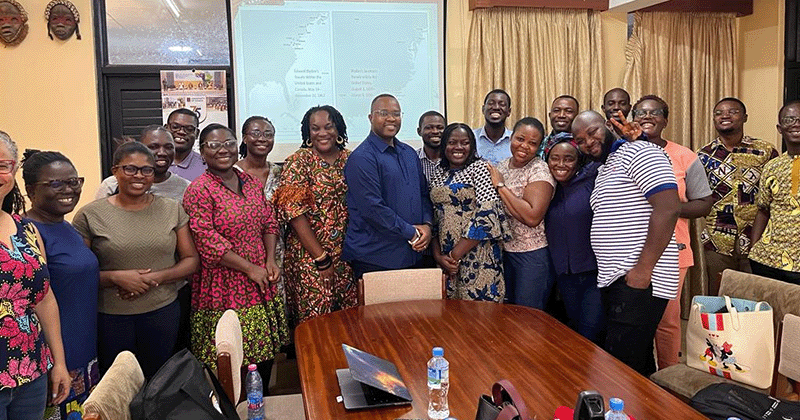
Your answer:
[556,270,604,343]
[601,277,668,377]
[98,299,180,379]
[503,248,555,309]
[0,373,47,420]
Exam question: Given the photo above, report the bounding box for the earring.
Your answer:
[336,136,345,146]
[304,138,313,147]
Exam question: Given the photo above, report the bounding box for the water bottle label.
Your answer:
[248,391,264,409]
[427,367,441,389]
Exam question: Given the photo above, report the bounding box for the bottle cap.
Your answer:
[248,364,257,372]
[432,347,444,357]
[609,397,623,411]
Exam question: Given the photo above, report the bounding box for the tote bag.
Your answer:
[686,295,775,389]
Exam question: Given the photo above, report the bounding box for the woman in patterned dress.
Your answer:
[274,106,354,326]
[182,124,289,382]
[428,123,509,302]
[0,131,70,418]
[234,116,288,326]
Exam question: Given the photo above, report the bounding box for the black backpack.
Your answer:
[130,348,239,420]
[690,383,800,420]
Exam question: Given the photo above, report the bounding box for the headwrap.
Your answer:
[543,132,582,162]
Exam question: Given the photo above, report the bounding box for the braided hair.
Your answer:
[21,149,74,186]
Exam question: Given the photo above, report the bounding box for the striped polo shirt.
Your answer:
[589,139,680,300]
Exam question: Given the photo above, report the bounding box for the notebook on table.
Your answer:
[336,343,413,410]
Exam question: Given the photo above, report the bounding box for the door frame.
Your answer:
[92,0,235,177]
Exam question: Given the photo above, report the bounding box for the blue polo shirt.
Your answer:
[342,132,433,268]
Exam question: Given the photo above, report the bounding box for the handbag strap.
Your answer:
[496,404,521,420]
[492,380,531,420]
[723,295,741,331]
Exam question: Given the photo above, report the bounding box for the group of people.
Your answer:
[0,86,797,418]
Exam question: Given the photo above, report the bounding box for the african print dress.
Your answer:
[273,148,354,326]
[428,160,510,302]
[0,216,52,389]
[183,170,289,367]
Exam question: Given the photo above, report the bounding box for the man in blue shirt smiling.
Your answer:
[343,94,434,280]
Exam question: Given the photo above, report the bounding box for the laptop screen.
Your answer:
[342,344,412,400]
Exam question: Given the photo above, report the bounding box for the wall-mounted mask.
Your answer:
[0,0,28,47]
[44,0,80,41]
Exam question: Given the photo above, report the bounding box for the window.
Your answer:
[105,0,230,65]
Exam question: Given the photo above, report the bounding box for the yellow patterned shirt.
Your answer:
[697,136,779,256]
[749,153,800,272]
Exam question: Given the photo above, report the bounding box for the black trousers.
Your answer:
[601,277,668,377]
[350,258,430,281]
[750,259,800,285]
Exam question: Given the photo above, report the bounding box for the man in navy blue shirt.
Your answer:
[343,94,434,280]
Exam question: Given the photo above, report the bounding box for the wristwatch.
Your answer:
[494,182,505,191]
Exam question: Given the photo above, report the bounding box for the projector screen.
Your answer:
[230,0,445,159]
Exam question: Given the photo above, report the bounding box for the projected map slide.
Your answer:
[233,1,442,144]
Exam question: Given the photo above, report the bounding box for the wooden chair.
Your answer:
[83,351,144,420]
[772,313,800,400]
[358,267,445,306]
[650,269,800,400]
[215,309,244,405]
[214,310,306,420]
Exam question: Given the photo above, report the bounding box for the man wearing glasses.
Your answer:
[748,100,800,285]
[166,108,206,181]
[343,94,433,280]
[697,98,779,294]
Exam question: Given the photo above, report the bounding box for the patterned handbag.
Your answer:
[686,295,775,388]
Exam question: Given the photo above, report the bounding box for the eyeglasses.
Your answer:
[167,122,197,133]
[0,160,15,175]
[373,110,402,119]
[245,130,275,140]
[203,139,238,151]
[32,177,84,191]
[115,164,155,177]
[781,116,800,126]
[713,109,742,117]
[632,109,665,118]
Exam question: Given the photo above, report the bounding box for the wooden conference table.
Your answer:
[295,300,707,419]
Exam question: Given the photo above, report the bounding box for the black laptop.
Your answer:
[336,344,413,410]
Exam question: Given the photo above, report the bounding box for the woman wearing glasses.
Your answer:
[631,95,713,369]
[274,105,354,326]
[94,125,190,202]
[235,116,281,200]
[182,124,289,381]
[0,132,70,419]
[22,150,99,419]
[73,142,199,378]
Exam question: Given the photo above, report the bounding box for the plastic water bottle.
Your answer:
[427,346,450,419]
[604,398,629,420]
[246,364,264,420]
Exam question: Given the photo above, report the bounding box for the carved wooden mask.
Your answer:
[0,0,28,46]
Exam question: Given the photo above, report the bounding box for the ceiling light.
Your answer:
[168,46,193,52]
